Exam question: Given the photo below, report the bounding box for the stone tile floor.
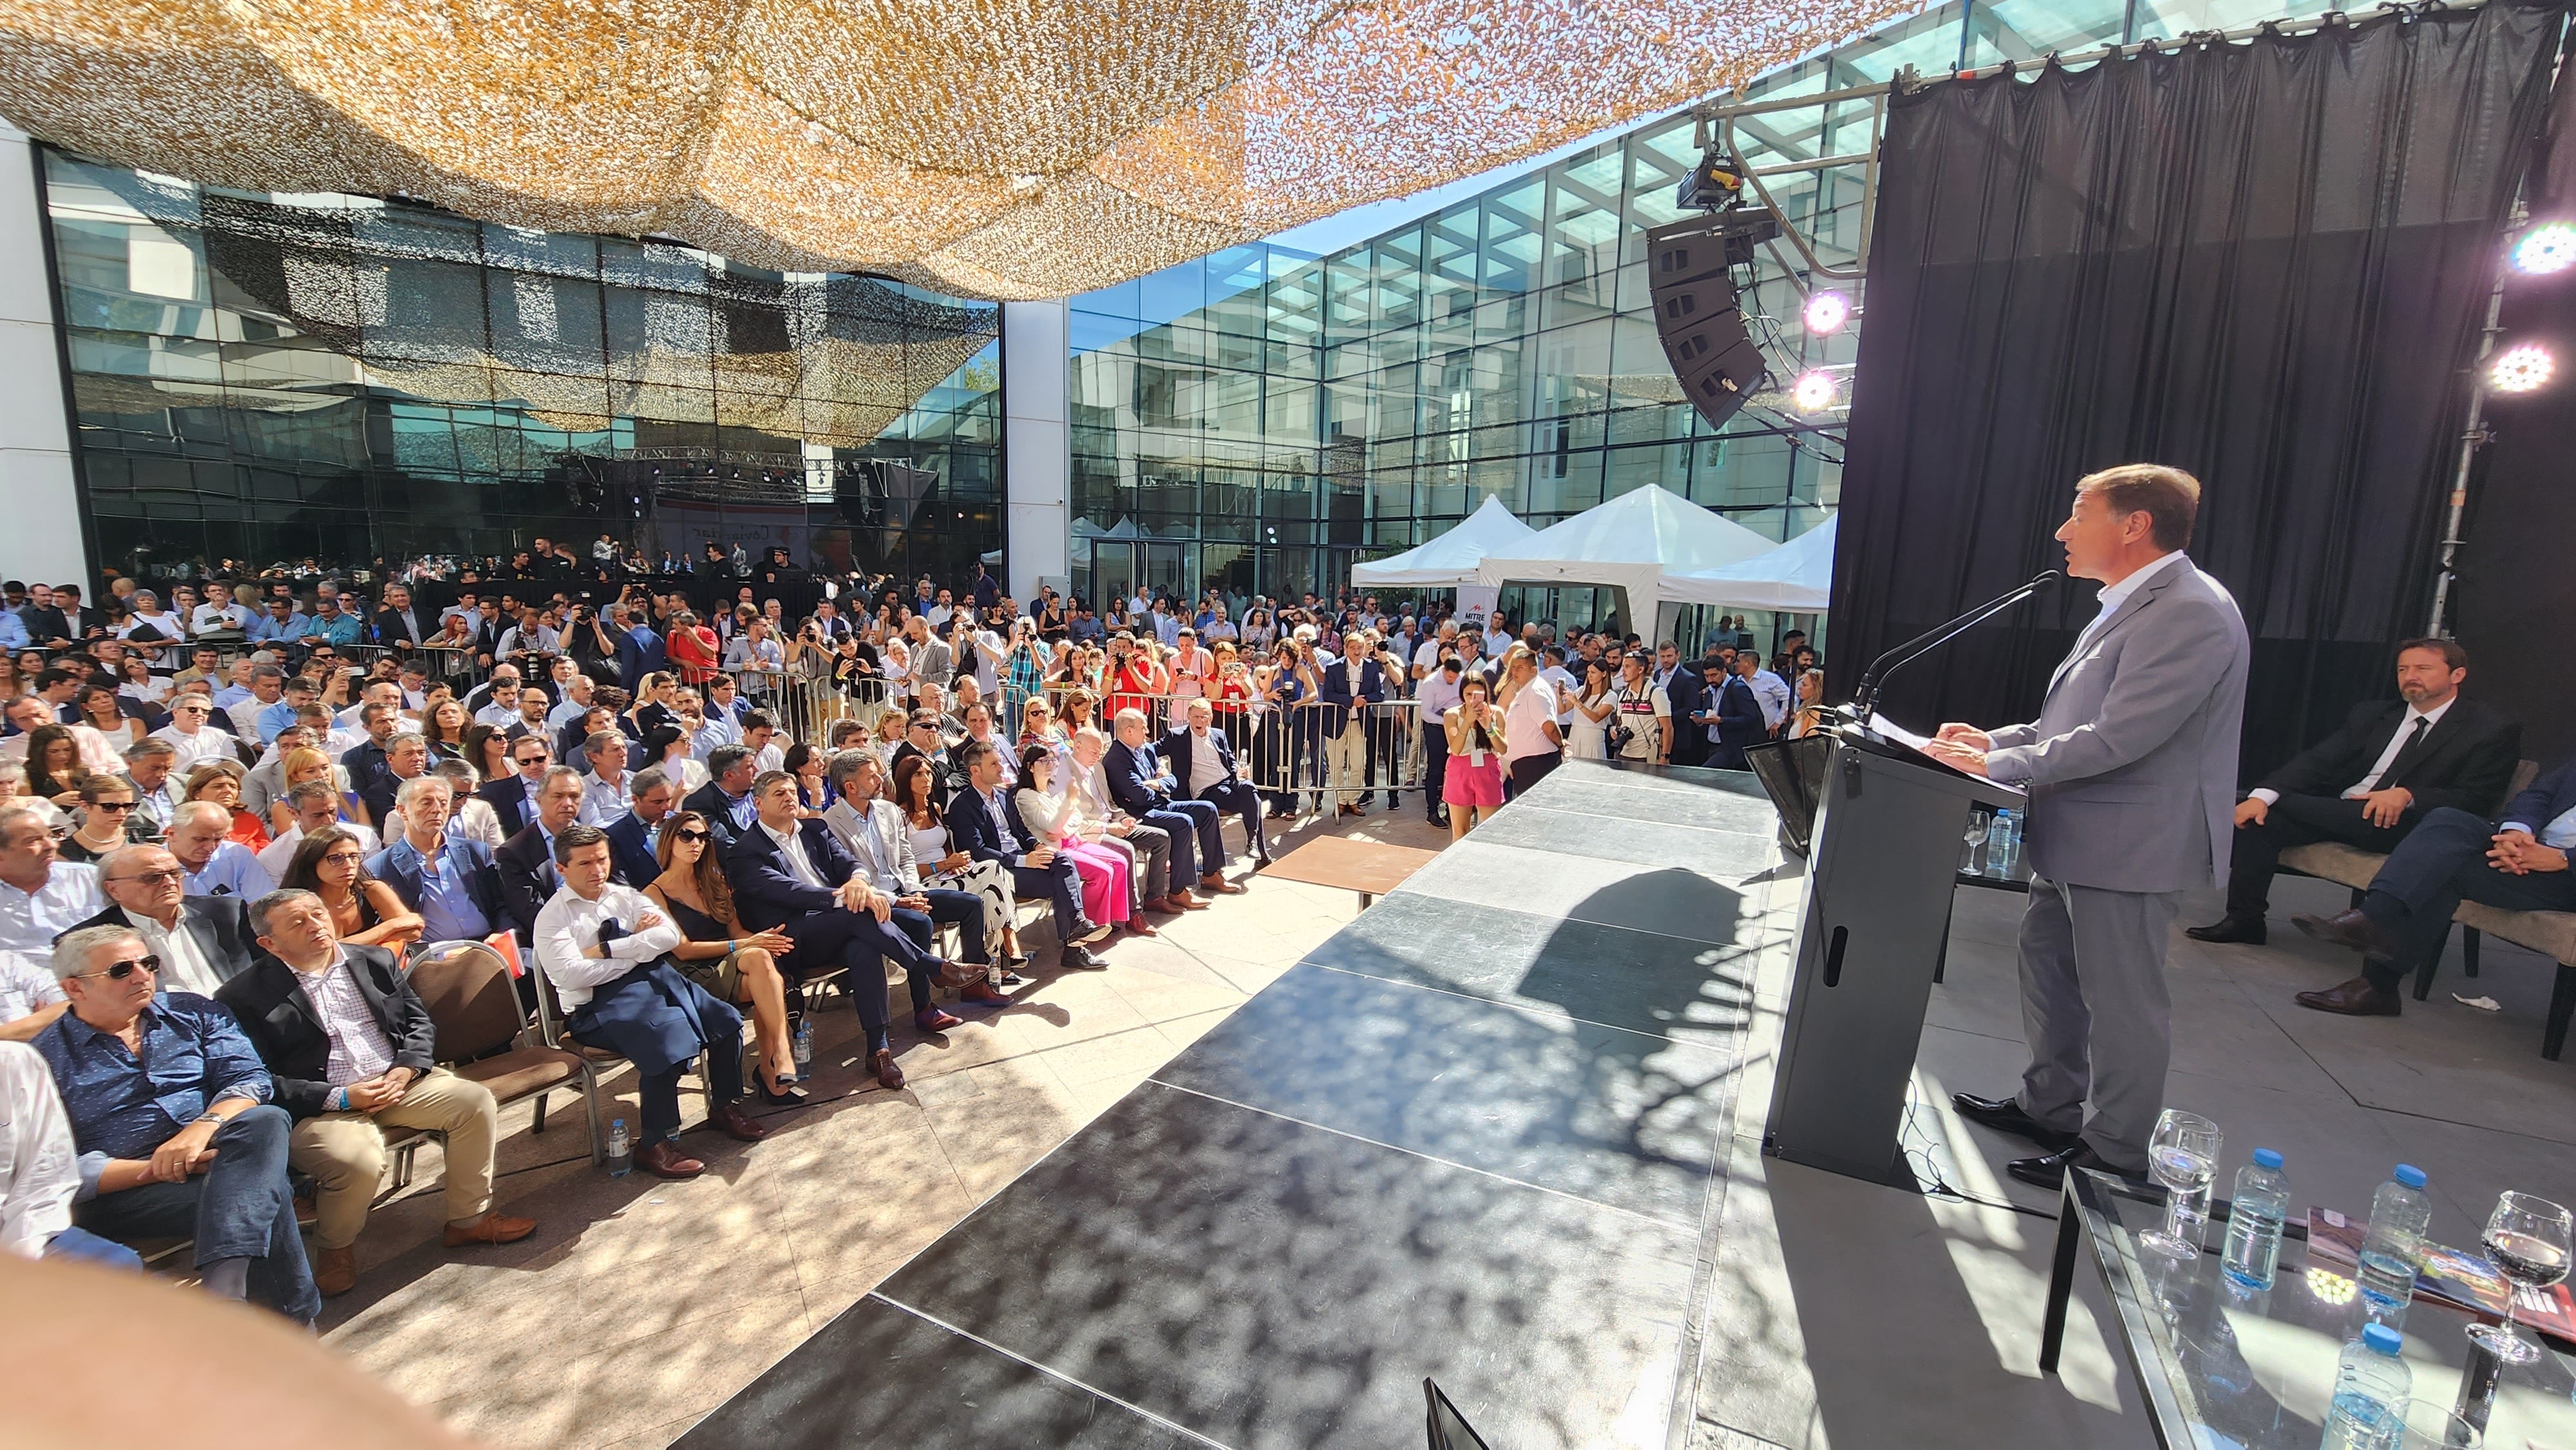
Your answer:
[314,802,1454,1449]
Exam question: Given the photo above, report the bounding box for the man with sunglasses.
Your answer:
[68,843,261,999]
[476,733,555,839]
[32,923,319,1323]
[0,804,105,1042]
[147,693,240,777]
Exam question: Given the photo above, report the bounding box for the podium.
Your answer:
[1761,727,2023,1186]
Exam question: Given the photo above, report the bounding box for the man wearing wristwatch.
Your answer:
[32,924,319,1323]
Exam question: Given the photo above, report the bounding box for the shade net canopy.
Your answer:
[0,0,1913,299]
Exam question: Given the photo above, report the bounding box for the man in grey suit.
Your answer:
[1922,464,2250,1189]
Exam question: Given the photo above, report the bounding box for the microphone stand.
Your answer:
[1849,570,2062,722]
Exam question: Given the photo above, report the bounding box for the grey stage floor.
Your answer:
[681,760,2576,1449]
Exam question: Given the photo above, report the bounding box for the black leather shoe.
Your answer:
[2185,914,2267,945]
[2007,1140,2134,1192]
[1951,1092,2079,1151]
[2294,975,2403,1017]
[2292,909,2401,960]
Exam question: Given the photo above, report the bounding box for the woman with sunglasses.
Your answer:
[460,722,512,784]
[281,825,422,954]
[643,809,804,1102]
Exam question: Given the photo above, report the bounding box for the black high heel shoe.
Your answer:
[758,1069,810,1106]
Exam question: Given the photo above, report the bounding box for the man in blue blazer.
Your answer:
[726,770,974,1088]
[2293,753,2576,1017]
[1165,697,1269,867]
[944,739,1104,969]
[1695,652,1770,770]
[1315,631,1389,816]
[1108,709,1242,896]
[603,767,676,890]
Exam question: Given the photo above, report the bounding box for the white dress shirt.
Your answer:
[1749,669,1793,731]
[149,723,236,775]
[2072,550,2191,657]
[128,907,225,999]
[2250,695,2457,807]
[0,864,102,1022]
[533,881,683,1010]
[0,1041,79,1257]
[762,820,825,887]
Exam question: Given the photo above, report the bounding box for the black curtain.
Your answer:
[1830,2,2564,782]
[2456,40,2576,768]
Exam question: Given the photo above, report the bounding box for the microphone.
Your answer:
[1850,570,2062,720]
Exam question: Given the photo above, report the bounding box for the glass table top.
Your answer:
[2070,1171,2576,1449]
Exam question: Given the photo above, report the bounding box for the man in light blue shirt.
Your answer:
[247,598,308,645]
[0,610,26,651]
[167,803,278,900]
[301,596,363,647]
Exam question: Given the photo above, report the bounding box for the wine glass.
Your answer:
[2465,1191,2571,1366]
[1961,812,1987,874]
[2142,1109,2222,1260]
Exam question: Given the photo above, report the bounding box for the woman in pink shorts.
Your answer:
[1443,673,1508,840]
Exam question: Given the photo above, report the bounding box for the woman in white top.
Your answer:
[117,655,173,708]
[1009,742,1137,935]
[1493,644,1563,798]
[1566,657,1616,760]
[890,752,1021,967]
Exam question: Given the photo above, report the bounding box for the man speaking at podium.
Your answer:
[1921,465,2249,1190]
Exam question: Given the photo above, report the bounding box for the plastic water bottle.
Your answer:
[2320,1324,2410,1450]
[792,1017,814,1069]
[605,1118,632,1178]
[2002,811,2023,872]
[2221,1148,2291,1290]
[2356,1163,2432,1328]
[1984,809,2016,878]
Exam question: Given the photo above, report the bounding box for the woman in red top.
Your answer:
[667,609,721,686]
[1108,637,1160,725]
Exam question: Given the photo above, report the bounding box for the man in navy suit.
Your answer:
[683,745,761,853]
[726,771,972,1089]
[1108,710,1242,898]
[944,739,1104,970]
[1664,644,1723,769]
[477,731,555,840]
[1166,698,1269,867]
[604,766,676,889]
[493,767,590,946]
[1316,630,1388,816]
[2292,754,2576,1016]
[1700,652,1770,770]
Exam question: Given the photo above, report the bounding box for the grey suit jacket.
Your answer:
[1984,555,2249,894]
[821,796,923,896]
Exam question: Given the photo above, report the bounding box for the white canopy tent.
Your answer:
[1660,516,1837,612]
[1472,484,1777,634]
[1350,494,1540,587]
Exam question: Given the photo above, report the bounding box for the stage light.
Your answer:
[2512,223,2576,275]
[1792,370,1839,411]
[1802,290,1851,334]
[1676,151,1747,212]
[2489,342,2555,393]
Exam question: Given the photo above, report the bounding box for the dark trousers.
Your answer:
[1009,856,1089,938]
[1194,778,1267,860]
[1143,797,1224,877]
[2360,807,2576,991]
[1420,718,1450,818]
[773,909,917,1058]
[2226,793,2409,916]
[889,890,987,1010]
[1508,751,1558,798]
[75,1104,319,1324]
[569,963,746,1141]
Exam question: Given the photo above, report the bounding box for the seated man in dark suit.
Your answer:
[681,744,760,852]
[494,766,592,946]
[1166,697,1270,867]
[605,766,676,890]
[2189,637,2519,944]
[533,827,765,1180]
[1106,708,1242,898]
[218,889,535,1297]
[945,738,1105,970]
[2289,753,2576,1016]
[72,843,262,1001]
[34,924,319,1323]
[475,731,555,840]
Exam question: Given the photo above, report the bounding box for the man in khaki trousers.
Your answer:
[216,890,536,1295]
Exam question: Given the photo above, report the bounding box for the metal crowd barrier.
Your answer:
[1024,684,1431,805]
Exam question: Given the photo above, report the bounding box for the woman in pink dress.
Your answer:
[1010,742,1140,936]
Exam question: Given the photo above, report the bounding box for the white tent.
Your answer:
[1661,516,1837,612]
[1473,484,1776,632]
[1350,495,1540,587]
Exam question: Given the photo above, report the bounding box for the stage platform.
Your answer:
[680,762,1800,1449]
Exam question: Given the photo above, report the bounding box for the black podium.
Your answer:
[1761,726,2024,1186]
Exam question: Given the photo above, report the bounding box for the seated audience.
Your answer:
[1014,742,1141,939]
[1167,697,1270,866]
[639,809,800,1101]
[260,779,377,883]
[68,843,261,999]
[476,732,555,838]
[32,924,317,1323]
[1108,708,1241,898]
[682,744,760,850]
[57,776,142,864]
[891,753,1021,971]
[495,767,591,944]
[366,775,507,955]
[2188,638,2519,945]
[217,889,536,1296]
[605,766,674,889]
[1058,728,1188,916]
[2289,753,2576,1016]
[0,805,104,1042]
[533,826,767,1180]
[822,750,1005,1025]
[946,738,1104,971]
[0,1039,140,1267]
[167,800,276,901]
[280,825,424,956]
[183,760,270,851]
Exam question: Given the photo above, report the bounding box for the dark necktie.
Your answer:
[2383,716,2430,782]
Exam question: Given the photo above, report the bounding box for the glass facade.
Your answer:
[1064,0,2333,636]
[43,151,1004,583]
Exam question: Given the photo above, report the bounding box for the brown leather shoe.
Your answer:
[313,1245,358,1296]
[714,1104,770,1143]
[632,1140,704,1180]
[935,958,984,988]
[444,1210,538,1248]
[873,1047,906,1090]
[1159,892,1208,912]
[1124,917,1159,937]
[2294,975,2403,1017]
[2291,909,2401,960]
[1200,872,1245,895]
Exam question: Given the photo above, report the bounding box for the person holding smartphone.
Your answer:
[1441,674,1507,840]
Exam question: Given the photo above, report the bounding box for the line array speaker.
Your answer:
[1646,212,1774,433]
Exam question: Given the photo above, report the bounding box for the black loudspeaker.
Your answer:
[1647,212,1774,432]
